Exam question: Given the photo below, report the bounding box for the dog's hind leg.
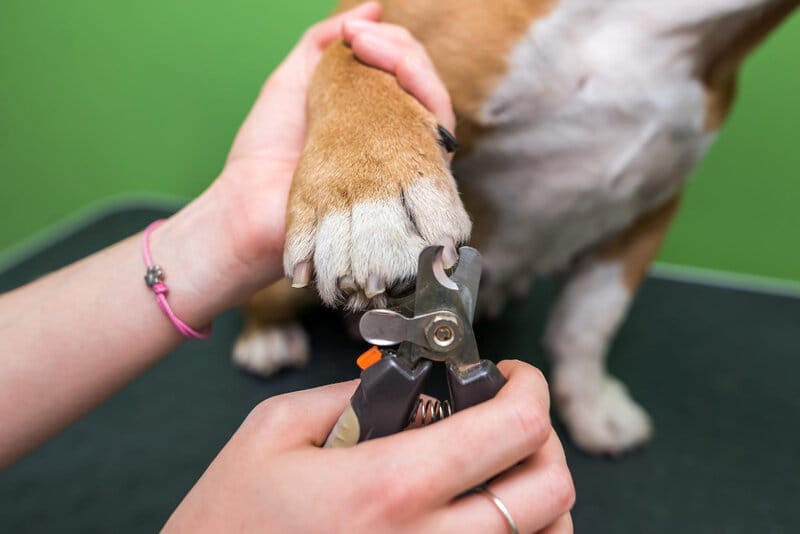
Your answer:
[543,196,681,455]
[233,280,316,377]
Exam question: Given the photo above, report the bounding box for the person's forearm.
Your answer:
[0,185,281,467]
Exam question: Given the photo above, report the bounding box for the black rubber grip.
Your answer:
[351,356,433,442]
[446,360,506,412]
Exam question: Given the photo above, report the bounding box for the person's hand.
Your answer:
[216,2,458,288]
[148,2,459,327]
[164,360,575,533]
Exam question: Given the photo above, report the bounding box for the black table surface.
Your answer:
[1,205,798,533]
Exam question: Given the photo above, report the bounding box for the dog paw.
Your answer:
[556,376,653,455]
[285,180,470,309]
[232,323,309,377]
[284,87,470,310]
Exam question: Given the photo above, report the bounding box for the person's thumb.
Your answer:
[249,379,361,449]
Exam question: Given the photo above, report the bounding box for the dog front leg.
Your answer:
[284,41,471,309]
[544,196,681,455]
[233,279,316,376]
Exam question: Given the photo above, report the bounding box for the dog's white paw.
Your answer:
[285,177,471,310]
[232,323,309,377]
[284,61,470,310]
[556,376,653,455]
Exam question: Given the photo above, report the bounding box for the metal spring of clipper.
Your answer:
[409,397,452,426]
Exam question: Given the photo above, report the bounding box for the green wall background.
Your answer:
[1,2,798,281]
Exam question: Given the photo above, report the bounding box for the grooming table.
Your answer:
[1,204,797,533]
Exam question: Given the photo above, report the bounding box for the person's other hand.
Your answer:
[164,360,575,533]
[152,3,458,325]
[212,2,455,296]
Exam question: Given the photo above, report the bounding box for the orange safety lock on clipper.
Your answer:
[356,346,383,370]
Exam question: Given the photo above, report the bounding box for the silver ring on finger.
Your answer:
[473,484,519,534]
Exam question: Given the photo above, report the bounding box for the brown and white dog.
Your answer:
[233,0,798,454]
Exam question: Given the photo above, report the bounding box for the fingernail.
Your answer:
[365,274,386,299]
[342,19,376,45]
[437,124,458,153]
[371,294,388,309]
[291,261,312,288]
[355,31,394,58]
[441,238,458,269]
[343,19,376,35]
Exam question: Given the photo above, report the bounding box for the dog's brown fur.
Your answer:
[340,0,556,150]
[239,0,799,453]
[599,195,682,290]
[703,0,799,129]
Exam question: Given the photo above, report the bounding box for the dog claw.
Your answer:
[441,237,458,270]
[346,292,369,310]
[370,293,388,309]
[291,261,312,288]
[365,274,386,299]
[339,275,358,294]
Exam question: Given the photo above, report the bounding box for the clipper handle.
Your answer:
[446,360,506,412]
[324,356,432,448]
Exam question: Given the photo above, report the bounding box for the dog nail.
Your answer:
[291,262,312,288]
[387,278,415,298]
[371,294,388,309]
[339,275,358,293]
[346,292,368,311]
[365,274,386,298]
[437,124,458,153]
[441,239,458,269]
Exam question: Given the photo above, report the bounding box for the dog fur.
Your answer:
[235,0,798,454]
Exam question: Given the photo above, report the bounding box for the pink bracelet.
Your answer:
[142,219,211,339]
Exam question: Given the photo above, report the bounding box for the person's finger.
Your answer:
[428,430,575,533]
[228,3,382,161]
[344,23,425,78]
[344,22,455,131]
[342,20,430,66]
[538,512,574,534]
[244,379,360,450]
[489,430,573,519]
[495,359,551,411]
[361,360,551,506]
[301,2,382,51]
[395,54,456,133]
[476,430,574,533]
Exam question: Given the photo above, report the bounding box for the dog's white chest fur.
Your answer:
[456,0,727,283]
